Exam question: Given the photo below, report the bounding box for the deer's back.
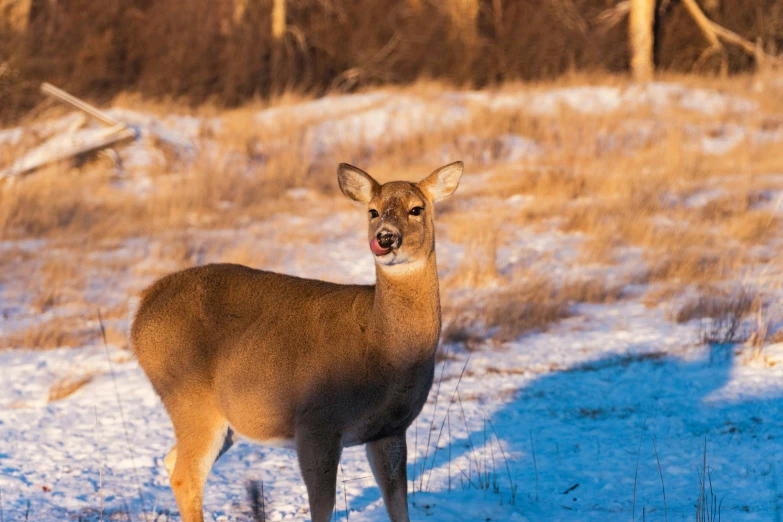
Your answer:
[131,263,373,400]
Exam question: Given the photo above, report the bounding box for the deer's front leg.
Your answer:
[296,427,342,522]
[366,431,410,522]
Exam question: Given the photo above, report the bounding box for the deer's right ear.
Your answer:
[338,163,379,205]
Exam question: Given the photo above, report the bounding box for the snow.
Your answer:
[3,297,783,521]
[444,82,758,116]
[1,81,783,521]
[0,81,762,181]
[0,127,23,145]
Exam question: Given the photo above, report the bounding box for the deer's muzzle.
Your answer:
[371,230,401,256]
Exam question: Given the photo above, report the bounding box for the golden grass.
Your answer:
[48,373,94,402]
[0,316,96,350]
[2,76,783,350]
[442,271,629,345]
[674,285,757,324]
[30,257,85,313]
[445,225,500,289]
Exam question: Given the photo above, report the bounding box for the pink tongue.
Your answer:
[370,238,391,256]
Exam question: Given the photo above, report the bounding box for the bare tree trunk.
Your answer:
[629,0,656,81]
[272,0,285,40]
[450,0,479,46]
[233,0,248,24]
[1,0,32,32]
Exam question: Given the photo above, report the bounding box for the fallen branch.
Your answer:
[0,124,136,179]
[682,0,779,66]
[40,82,123,127]
[0,83,138,179]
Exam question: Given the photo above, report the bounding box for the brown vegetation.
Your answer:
[48,373,94,402]
[2,75,783,351]
[442,272,629,345]
[3,0,783,124]
[0,315,96,350]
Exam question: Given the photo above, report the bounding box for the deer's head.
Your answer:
[338,162,463,269]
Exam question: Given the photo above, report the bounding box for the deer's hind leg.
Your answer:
[164,393,235,522]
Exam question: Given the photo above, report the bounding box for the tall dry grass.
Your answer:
[2,76,783,349]
[3,0,783,124]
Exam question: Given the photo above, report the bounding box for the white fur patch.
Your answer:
[199,422,231,476]
[377,258,426,276]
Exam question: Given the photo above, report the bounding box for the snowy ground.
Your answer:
[2,80,783,521]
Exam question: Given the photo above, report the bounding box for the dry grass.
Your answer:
[7,0,781,124]
[445,221,500,289]
[442,289,567,347]
[30,257,85,313]
[2,75,783,351]
[442,272,628,345]
[48,373,94,402]
[559,277,626,304]
[674,286,757,324]
[674,284,760,345]
[0,316,96,350]
[0,313,128,350]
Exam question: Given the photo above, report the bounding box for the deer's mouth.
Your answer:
[370,237,393,256]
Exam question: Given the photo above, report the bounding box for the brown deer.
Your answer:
[131,161,464,522]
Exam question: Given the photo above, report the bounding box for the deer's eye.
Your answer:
[409,206,424,216]
[369,209,379,219]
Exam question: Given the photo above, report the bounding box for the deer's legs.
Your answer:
[164,427,237,478]
[366,432,410,522]
[296,427,342,522]
[165,396,232,522]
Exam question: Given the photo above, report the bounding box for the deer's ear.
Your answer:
[338,163,379,205]
[418,161,463,202]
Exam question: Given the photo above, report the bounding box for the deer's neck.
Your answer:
[369,253,441,365]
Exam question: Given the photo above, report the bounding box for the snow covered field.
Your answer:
[2,78,783,521]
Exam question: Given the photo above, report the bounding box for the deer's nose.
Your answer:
[376,230,401,249]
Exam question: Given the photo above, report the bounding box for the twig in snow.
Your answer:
[483,417,487,488]
[455,465,479,489]
[447,410,452,492]
[456,390,479,489]
[772,463,781,522]
[340,463,350,520]
[247,480,266,522]
[485,416,517,505]
[95,406,104,522]
[423,355,471,492]
[486,411,498,494]
[149,496,158,522]
[419,345,451,489]
[562,483,579,495]
[529,430,538,502]
[98,308,147,522]
[651,436,668,522]
[413,416,418,494]
[696,437,722,522]
[632,418,647,522]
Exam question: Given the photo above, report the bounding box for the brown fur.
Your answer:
[131,162,463,522]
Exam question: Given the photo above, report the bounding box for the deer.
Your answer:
[130,161,464,522]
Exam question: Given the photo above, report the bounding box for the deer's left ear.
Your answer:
[338,163,380,205]
[418,161,463,202]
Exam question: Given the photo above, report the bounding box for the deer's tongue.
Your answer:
[370,238,391,256]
